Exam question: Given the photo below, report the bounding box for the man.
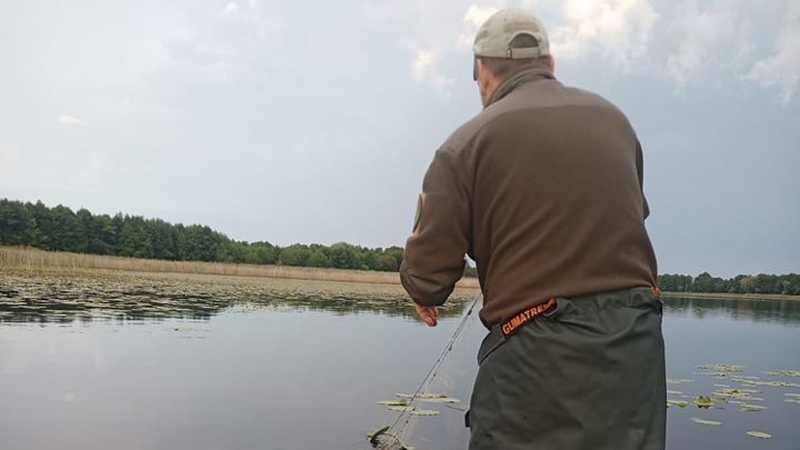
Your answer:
[399,7,666,450]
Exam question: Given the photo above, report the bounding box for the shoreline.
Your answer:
[3,247,796,301]
[660,291,799,301]
[0,246,481,290]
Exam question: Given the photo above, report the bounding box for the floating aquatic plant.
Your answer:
[712,388,752,401]
[377,400,408,407]
[740,404,767,412]
[694,396,713,408]
[394,393,460,403]
[763,370,800,378]
[732,378,800,388]
[696,364,747,373]
[387,406,440,416]
[691,417,722,426]
[366,426,415,449]
[745,431,772,439]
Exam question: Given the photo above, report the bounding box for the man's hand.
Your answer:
[414,304,439,327]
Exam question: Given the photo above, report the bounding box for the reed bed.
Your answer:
[0,246,481,289]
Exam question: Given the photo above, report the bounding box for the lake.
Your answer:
[1,271,798,450]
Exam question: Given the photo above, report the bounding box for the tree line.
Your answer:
[1,198,797,294]
[0,199,403,271]
[657,272,800,296]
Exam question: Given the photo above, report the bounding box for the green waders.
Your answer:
[468,287,666,450]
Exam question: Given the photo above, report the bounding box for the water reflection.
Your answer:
[664,296,800,324]
[1,273,798,450]
[0,271,473,324]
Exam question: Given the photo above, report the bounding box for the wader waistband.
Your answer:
[489,286,662,354]
[500,297,557,338]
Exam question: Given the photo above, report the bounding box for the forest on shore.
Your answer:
[1,198,797,295]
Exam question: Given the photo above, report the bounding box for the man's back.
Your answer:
[444,70,657,325]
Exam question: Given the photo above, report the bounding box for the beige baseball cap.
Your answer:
[473,8,550,59]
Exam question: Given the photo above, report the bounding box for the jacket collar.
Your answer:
[486,66,555,107]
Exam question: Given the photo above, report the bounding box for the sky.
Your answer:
[1,0,798,278]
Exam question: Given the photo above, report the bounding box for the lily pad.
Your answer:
[766,370,800,378]
[418,396,460,404]
[394,393,460,403]
[713,388,751,401]
[387,406,440,416]
[746,431,772,439]
[368,426,390,445]
[694,395,713,408]
[667,399,688,408]
[697,364,746,373]
[378,400,408,406]
[740,404,767,412]
[691,417,722,426]
[366,427,415,449]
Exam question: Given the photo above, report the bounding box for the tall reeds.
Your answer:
[0,246,481,288]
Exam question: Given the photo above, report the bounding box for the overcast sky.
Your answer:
[1,0,798,278]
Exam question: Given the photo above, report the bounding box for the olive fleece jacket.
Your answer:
[400,67,657,327]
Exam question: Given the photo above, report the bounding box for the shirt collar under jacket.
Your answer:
[485,66,555,108]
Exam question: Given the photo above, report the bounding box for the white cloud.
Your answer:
[412,49,436,80]
[219,2,239,18]
[463,4,499,28]
[746,2,800,104]
[666,1,738,86]
[549,0,658,68]
[360,0,479,95]
[458,4,499,49]
[58,115,85,126]
[411,48,455,94]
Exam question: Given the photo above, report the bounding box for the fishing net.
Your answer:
[369,294,483,450]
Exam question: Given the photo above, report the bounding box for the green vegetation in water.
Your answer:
[395,393,461,403]
[665,362,800,441]
[386,406,440,416]
[745,431,772,439]
[377,400,408,407]
[667,400,688,408]
[763,370,800,377]
[0,270,474,324]
[691,418,722,426]
[371,391,463,448]
[694,395,714,408]
[367,426,415,450]
[740,404,767,412]
[377,392,461,416]
[696,364,747,373]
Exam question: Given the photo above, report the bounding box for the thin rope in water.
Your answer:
[378,294,482,449]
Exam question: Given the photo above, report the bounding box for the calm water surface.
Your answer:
[1,279,798,450]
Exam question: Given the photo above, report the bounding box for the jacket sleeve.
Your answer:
[399,148,470,306]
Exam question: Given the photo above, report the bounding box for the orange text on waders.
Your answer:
[501,298,557,337]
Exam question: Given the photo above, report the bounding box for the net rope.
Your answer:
[372,294,482,449]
